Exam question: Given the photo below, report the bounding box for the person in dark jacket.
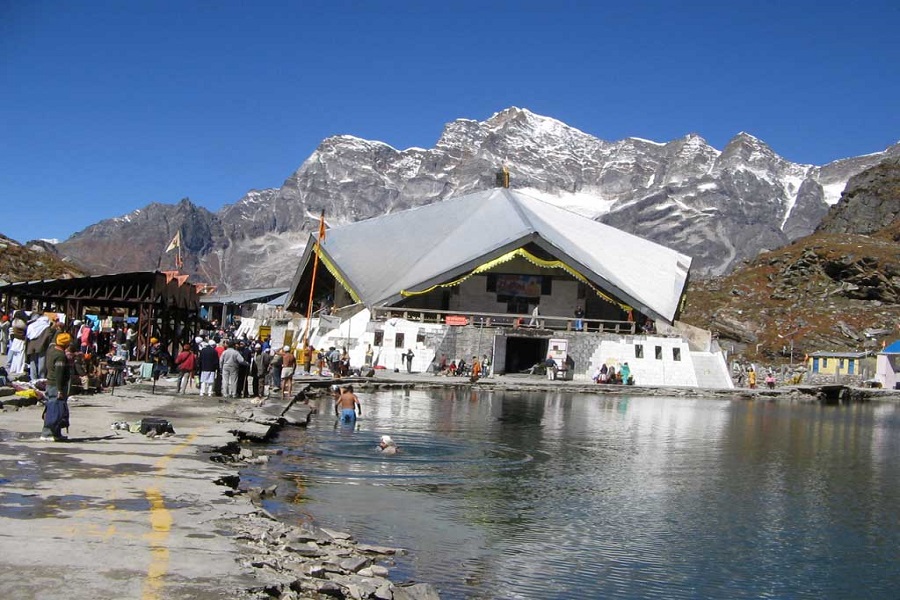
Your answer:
[250,344,271,398]
[197,342,219,397]
[41,332,73,441]
[236,341,252,398]
[148,338,170,383]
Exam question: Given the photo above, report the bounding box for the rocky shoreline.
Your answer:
[224,504,439,600]
[210,392,440,600]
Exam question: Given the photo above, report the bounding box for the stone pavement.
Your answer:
[0,377,261,600]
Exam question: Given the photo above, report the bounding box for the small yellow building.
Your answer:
[807,351,870,377]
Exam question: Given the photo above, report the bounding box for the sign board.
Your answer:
[547,338,568,364]
[445,315,469,326]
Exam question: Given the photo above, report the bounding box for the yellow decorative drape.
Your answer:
[399,248,631,311]
[317,250,362,304]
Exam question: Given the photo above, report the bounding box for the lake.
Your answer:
[253,388,900,599]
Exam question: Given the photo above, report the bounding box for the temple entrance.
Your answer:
[503,336,549,374]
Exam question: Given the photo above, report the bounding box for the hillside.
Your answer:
[681,158,900,362]
[0,234,86,283]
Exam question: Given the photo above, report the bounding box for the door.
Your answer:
[492,333,507,376]
[812,358,819,373]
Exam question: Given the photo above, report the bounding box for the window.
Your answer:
[839,359,844,369]
[635,344,644,359]
[373,331,384,347]
[394,333,405,348]
[541,276,552,295]
[655,346,663,360]
[822,358,828,368]
[486,274,497,292]
[506,297,532,314]
[416,330,426,343]
[673,348,681,361]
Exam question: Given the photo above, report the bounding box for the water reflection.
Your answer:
[255,390,900,599]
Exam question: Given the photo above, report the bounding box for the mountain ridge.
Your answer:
[50,107,900,291]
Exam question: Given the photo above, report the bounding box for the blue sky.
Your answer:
[2,0,898,243]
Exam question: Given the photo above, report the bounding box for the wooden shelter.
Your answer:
[0,271,201,360]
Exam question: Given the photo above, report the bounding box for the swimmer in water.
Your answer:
[378,435,397,455]
[335,384,361,424]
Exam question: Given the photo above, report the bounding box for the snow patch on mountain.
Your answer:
[779,173,808,229]
[822,181,848,205]
[520,187,616,219]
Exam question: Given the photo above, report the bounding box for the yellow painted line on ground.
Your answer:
[141,429,204,600]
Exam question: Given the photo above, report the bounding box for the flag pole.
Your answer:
[302,211,326,350]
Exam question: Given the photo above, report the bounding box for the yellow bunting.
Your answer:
[400,248,631,312]
[316,249,362,304]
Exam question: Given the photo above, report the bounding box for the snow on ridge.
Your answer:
[628,136,665,146]
[328,134,399,153]
[678,134,720,157]
[519,186,615,219]
[822,181,847,205]
[489,107,596,141]
[39,238,60,244]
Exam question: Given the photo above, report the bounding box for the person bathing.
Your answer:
[378,435,398,455]
[334,384,361,424]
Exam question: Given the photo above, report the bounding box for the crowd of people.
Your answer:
[435,353,490,381]
[149,335,359,401]
[1,310,118,441]
[1,311,126,393]
[1,309,367,402]
[591,362,635,385]
[0,308,381,443]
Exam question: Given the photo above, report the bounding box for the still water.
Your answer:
[256,388,900,599]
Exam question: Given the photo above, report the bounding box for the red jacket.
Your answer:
[174,350,195,372]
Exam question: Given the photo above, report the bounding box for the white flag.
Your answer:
[165,231,181,253]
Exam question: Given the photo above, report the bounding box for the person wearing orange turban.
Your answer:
[41,330,74,441]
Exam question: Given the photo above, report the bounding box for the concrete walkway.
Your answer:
[0,378,261,600]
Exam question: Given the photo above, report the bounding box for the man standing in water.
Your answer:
[334,384,362,424]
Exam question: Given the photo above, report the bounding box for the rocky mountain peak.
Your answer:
[717,131,783,170]
[46,107,900,291]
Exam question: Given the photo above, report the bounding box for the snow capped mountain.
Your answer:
[55,107,900,289]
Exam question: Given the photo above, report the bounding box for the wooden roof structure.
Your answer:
[0,271,202,360]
